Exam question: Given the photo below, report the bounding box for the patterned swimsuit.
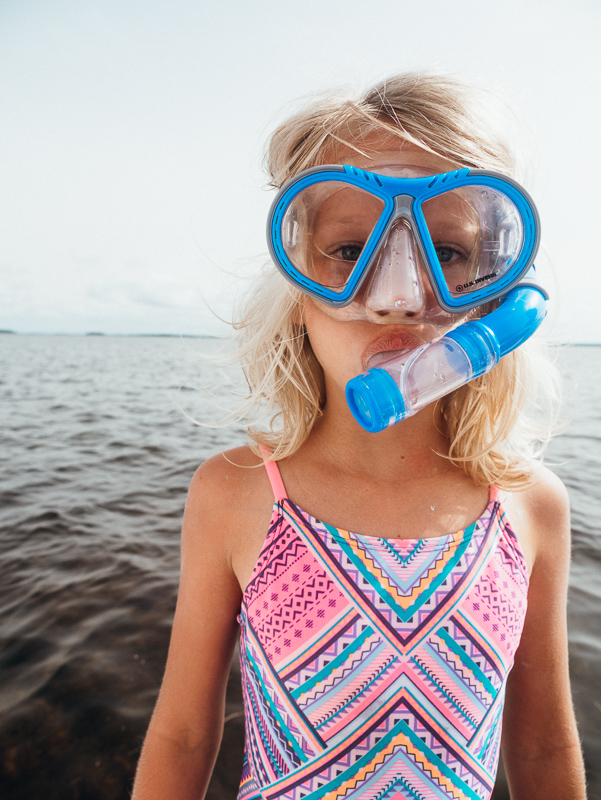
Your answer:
[237,460,529,800]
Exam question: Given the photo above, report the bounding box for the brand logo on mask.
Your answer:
[456,272,499,293]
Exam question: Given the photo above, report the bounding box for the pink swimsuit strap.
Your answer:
[489,484,501,504]
[260,448,287,503]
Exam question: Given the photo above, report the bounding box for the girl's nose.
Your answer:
[363,220,427,320]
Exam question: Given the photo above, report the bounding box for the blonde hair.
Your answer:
[224,71,559,489]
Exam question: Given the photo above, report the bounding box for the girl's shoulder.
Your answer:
[184,447,275,592]
[187,446,274,525]
[502,466,570,574]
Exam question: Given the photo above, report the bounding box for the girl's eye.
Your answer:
[332,243,363,262]
[435,245,466,265]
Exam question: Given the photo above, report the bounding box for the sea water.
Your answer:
[0,334,599,800]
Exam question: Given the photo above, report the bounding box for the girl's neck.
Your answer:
[304,390,452,485]
[278,390,488,542]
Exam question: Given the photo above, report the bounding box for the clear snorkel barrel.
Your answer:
[345,281,548,433]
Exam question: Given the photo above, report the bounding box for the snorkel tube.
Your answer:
[345,284,548,433]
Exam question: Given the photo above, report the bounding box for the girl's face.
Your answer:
[302,138,464,396]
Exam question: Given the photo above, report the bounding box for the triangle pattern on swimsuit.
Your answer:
[237,493,529,800]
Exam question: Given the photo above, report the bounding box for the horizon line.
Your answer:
[1,330,599,346]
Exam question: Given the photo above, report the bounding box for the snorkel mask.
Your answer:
[268,164,547,432]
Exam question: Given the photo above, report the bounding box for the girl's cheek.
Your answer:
[303,302,369,379]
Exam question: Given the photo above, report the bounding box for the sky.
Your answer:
[1,0,600,342]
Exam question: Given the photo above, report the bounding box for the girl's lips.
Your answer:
[361,331,428,370]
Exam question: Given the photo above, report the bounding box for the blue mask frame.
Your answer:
[268,164,541,314]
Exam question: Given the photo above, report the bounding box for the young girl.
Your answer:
[133,73,586,800]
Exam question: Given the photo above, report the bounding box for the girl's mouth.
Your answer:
[361,331,429,370]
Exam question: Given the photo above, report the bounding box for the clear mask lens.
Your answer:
[281,182,385,292]
[422,185,524,298]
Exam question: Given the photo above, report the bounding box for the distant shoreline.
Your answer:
[1,331,598,346]
[0,330,221,339]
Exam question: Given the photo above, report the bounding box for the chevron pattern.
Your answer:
[237,494,528,800]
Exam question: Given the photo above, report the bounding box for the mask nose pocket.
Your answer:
[364,219,427,318]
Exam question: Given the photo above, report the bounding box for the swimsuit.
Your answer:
[237,460,529,800]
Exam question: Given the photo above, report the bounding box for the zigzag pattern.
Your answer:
[285,615,372,690]
[310,652,398,736]
[237,491,529,800]
[292,633,382,706]
[242,650,299,776]
[336,532,456,608]
[446,613,504,687]
[301,516,495,651]
[431,627,496,704]
[280,609,362,680]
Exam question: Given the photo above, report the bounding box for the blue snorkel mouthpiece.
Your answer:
[346,285,547,433]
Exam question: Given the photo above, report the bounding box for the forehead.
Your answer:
[328,136,460,177]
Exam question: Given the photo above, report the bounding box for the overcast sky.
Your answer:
[1,0,600,341]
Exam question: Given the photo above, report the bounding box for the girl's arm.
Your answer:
[501,469,586,799]
[132,460,244,800]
